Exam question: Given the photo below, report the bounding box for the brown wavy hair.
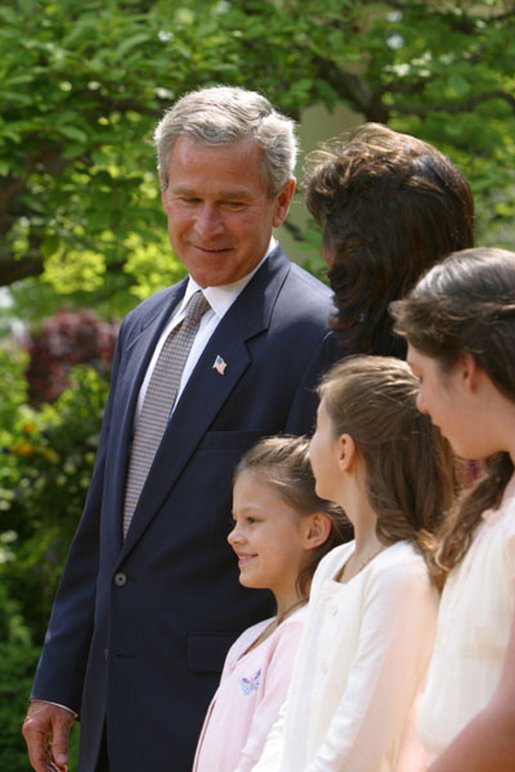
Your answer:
[318,355,456,587]
[303,123,474,357]
[234,435,352,600]
[391,247,515,578]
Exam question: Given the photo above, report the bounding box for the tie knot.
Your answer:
[186,291,210,324]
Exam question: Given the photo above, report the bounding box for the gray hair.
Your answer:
[154,85,298,197]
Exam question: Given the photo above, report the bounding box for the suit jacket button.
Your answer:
[113,572,127,587]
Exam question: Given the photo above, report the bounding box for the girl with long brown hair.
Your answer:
[254,356,454,771]
[392,246,515,771]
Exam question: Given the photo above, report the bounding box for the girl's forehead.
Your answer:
[317,396,332,420]
[317,394,327,411]
[406,343,427,372]
[235,468,280,495]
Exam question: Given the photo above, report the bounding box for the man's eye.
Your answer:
[172,196,200,206]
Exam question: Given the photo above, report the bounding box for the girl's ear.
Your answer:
[337,433,357,473]
[459,351,482,392]
[303,512,333,550]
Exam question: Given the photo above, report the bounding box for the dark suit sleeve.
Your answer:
[30,324,125,712]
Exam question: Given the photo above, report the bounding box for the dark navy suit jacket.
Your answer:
[32,246,339,771]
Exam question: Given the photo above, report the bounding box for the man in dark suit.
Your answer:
[22,86,337,771]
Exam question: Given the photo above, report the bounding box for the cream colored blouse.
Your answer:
[254,541,438,771]
[419,473,515,762]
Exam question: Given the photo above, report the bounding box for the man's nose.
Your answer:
[194,203,223,238]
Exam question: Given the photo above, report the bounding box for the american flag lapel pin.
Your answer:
[213,355,227,375]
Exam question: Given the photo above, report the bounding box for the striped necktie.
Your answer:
[123,291,210,537]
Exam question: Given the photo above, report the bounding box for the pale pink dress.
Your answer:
[193,606,306,772]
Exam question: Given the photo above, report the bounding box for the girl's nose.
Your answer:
[416,390,428,414]
[227,525,240,546]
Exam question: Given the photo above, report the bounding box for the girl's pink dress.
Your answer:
[193,606,306,772]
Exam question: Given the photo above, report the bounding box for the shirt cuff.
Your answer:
[30,698,78,719]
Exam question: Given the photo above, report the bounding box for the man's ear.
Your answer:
[337,433,357,473]
[272,178,296,228]
[160,187,169,212]
[302,512,333,551]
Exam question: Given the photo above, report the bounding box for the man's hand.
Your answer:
[22,700,76,772]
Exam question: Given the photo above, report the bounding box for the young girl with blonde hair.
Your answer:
[194,435,350,772]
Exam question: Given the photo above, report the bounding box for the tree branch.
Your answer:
[390,89,515,116]
[313,60,390,122]
[0,251,44,286]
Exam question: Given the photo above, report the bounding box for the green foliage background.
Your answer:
[1,0,514,768]
[1,0,514,320]
[0,348,105,770]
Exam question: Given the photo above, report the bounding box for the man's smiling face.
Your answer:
[161,135,294,287]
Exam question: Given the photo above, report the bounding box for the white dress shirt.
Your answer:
[135,242,274,421]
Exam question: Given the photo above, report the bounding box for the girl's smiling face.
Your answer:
[228,471,309,602]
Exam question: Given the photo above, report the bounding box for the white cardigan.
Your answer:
[253,541,438,772]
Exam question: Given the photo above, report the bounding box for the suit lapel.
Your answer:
[119,248,291,557]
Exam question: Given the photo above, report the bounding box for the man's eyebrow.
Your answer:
[170,184,254,199]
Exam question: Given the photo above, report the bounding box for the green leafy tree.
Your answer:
[1,0,514,313]
[199,0,515,241]
[1,0,191,317]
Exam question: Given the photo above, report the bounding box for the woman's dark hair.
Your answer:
[303,123,474,357]
[234,435,351,600]
[391,246,515,577]
[318,355,456,586]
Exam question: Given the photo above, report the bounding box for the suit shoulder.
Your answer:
[277,263,333,321]
[286,262,332,298]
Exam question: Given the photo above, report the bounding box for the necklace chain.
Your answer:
[242,600,306,657]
